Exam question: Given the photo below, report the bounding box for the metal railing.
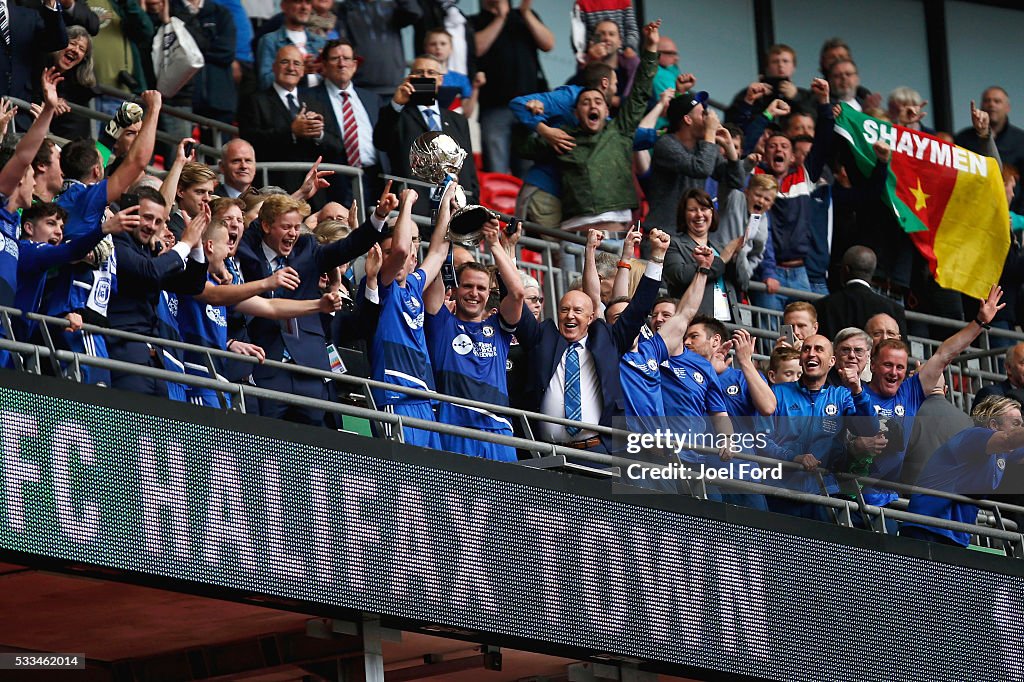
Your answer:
[9,95,225,162]
[93,84,238,153]
[255,162,367,224]
[741,280,1024,408]
[2,305,1023,555]
[10,90,1022,417]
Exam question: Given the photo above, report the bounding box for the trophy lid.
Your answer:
[410,132,468,184]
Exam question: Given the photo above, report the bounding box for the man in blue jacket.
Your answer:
[106,187,209,398]
[761,333,878,520]
[903,395,1024,547]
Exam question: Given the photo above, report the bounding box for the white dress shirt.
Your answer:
[325,79,377,167]
[273,82,301,113]
[841,96,862,112]
[538,335,601,443]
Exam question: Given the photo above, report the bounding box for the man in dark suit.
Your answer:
[235,192,387,425]
[1,0,67,121]
[514,229,670,453]
[214,138,257,198]
[237,45,343,197]
[303,40,386,208]
[373,53,479,214]
[814,246,907,341]
[107,187,208,398]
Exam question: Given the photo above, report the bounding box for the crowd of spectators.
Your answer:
[3,0,1024,548]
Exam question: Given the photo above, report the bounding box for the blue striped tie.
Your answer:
[564,342,582,436]
[424,108,441,131]
[225,257,243,285]
[272,256,292,361]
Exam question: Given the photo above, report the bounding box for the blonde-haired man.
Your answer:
[235,184,392,425]
[904,395,1024,547]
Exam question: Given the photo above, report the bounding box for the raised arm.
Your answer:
[612,225,642,299]
[159,137,197,208]
[581,228,603,314]
[731,328,777,416]
[657,245,712,351]
[108,90,162,202]
[483,220,524,326]
[614,20,660,134]
[805,79,834,182]
[0,69,61,197]
[419,182,459,285]
[918,285,1004,391]
[377,182,411,288]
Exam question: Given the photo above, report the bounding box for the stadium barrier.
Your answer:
[2,305,1023,554]
[742,280,1023,410]
[4,366,1023,681]
[8,95,225,162]
[93,84,238,152]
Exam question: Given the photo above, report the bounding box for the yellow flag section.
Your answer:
[834,103,1008,300]
[933,156,1009,300]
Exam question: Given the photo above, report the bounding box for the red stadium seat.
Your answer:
[478,171,523,215]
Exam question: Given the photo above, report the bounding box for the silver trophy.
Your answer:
[409,132,495,246]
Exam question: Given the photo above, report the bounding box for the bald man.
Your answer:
[759,333,878,520]
[216,139,257,198]
[865,312,901,345]
[975,342,1024,407]
[652,36,682,103]
[814,245,907,340]
[515,229,671,453]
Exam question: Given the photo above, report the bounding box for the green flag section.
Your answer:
[833,104,1009,300]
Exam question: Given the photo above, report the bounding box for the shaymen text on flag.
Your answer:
[833,103,1009,300]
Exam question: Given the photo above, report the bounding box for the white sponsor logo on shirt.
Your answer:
[452,333,473,355]
[402,310,424,329]
[206,305,228,327]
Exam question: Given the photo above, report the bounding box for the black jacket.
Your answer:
[108,234,207,337]
[814,280,908,341]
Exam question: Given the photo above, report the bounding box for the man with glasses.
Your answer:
[651,36,680,107]
[305,40,385,207]
[814,246,907,340]
[373,53,478,217]
[239,45,340,196]
[828,327,872,387]
[865,313,901,346]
